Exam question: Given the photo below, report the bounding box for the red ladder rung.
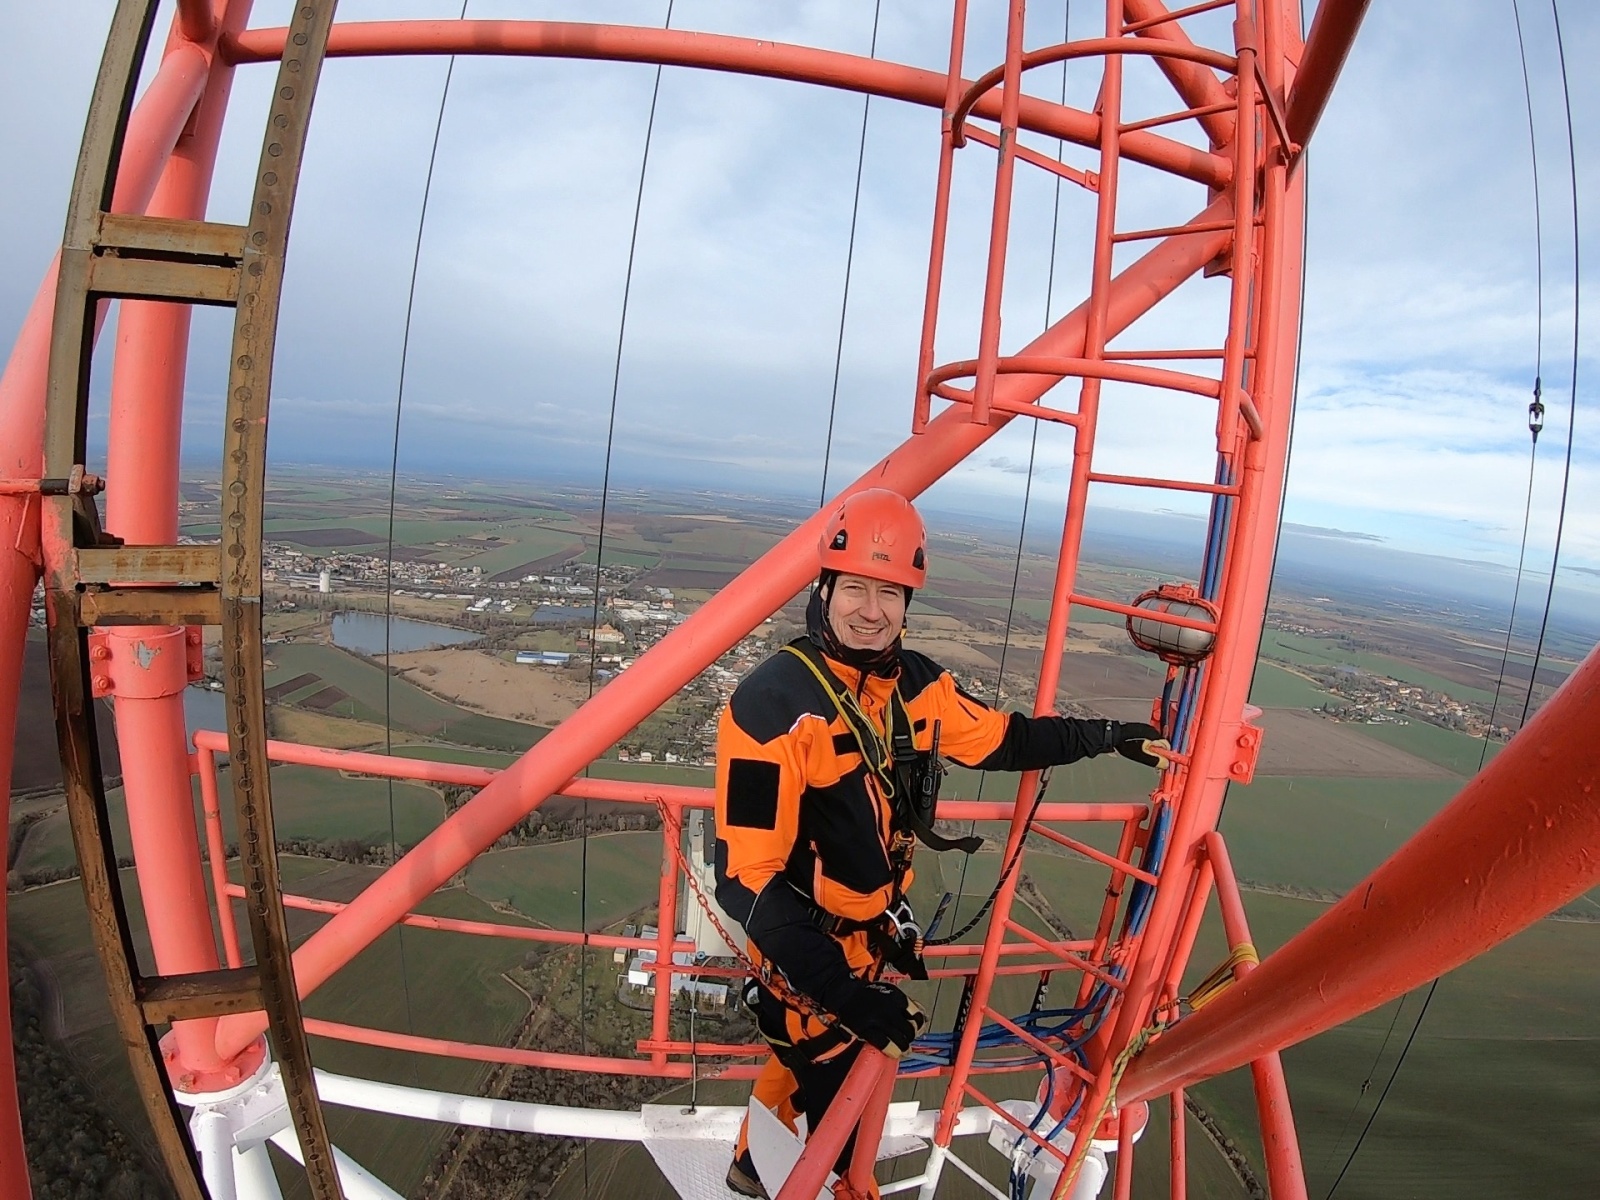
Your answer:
[1111,217,1243,244]
[1102,348,1236,361]
[1088,470,1241,497]
[1068,592,1219,633]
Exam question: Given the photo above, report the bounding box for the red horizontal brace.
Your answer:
[304,1018,762,1079]
[194,732,1144,826]
[1120,642,1600,1103]
[964,124,1098,191]
[1004,920,1127,991]
[635,1039,765,1058]
[1028,824,1160,885]
[192,728,710,808]
[951,38,1239,145]
[227,883,699,954]
[1087,470,1241,496]
[940,801,1148,824]
[222,20,1231,189]
[1102,348,1235,361]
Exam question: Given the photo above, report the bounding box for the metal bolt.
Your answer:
[93,674,112,691]
[1237,734,1250,748]
[91,645,110,660]
[187,630,202,645]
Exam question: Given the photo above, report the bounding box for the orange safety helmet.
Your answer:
[818,488,928,590]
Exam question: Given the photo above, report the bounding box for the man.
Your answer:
[713,489,1166,1197]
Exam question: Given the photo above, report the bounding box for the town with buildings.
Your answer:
[258,539,775,766]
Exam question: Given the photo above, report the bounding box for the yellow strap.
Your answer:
[1186,941,1260,1012]
[780,644,899,799]
[1050,943,1259,1199]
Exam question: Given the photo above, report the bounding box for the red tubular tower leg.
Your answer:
[1201,833,1306,1200]
[101,0,256,1088]
[1168,1087,1186,1200]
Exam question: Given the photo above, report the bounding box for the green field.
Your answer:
[265,642,546,752]
[1348,718,1499,778]
[1249,662,1336,709]
[1176,890,1600,1199]
[12,767,446,877]
[1218,775,1463,893]
[464,833,664,930]
[1259,630,1496,706]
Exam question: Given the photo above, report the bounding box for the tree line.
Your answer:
[8,951,172,1199]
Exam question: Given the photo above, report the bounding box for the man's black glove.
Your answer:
[830,980,928,1058]
[1111,721,1169,768]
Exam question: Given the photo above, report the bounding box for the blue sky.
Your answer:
[2,1,1594,578]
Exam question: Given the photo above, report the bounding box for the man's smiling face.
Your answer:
[826,573,907,653]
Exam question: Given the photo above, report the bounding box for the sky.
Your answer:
[2,1,1595,588]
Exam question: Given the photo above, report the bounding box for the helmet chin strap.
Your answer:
[807,574,910,675]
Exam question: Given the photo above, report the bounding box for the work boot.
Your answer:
[726,1149,769,1199]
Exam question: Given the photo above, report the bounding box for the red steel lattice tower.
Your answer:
[7,3,1600,1200]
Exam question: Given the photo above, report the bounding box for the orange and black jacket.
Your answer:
[713,641,1121,1024]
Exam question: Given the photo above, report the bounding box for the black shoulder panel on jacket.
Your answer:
[728,650,833,745]
[896,648,948,705]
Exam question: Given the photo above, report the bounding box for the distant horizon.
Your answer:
[174,457,1600,653]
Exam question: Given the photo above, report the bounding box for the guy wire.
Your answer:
[1477,0,1547,773]
[581,4,675,1191]
[1513,0,1580,735]
[1329,4,1581,1190]
[817,0,882,507]
[381,0,471,1065]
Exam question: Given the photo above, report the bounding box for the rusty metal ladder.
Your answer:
[38,2,346,1196]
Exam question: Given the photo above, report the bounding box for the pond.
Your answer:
[183,684,226,743]
[330,611,481,655]
[533,605,594,625]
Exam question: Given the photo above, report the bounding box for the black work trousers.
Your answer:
[754,986,870,1176]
